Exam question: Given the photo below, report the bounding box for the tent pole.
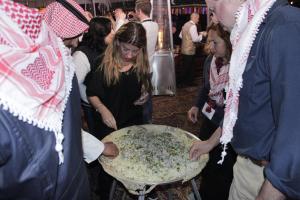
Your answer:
[92,0,96,16]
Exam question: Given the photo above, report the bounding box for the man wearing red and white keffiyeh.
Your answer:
[43,0,89,48]
[0,0,89,198]
[0,0,117,199]
[189,0,300,199]
[44,0,118,161]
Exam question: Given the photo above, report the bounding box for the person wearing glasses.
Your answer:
[86,22,151,199]
[87,22,151,138]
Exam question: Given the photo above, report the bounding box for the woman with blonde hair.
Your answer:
[87,21,151,139]
[86,22,150,199]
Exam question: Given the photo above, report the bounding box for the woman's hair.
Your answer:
[100,22,151,91]
[204,23,232,64]
[78,17,112,52]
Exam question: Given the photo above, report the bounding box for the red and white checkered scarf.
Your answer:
[218,0,276,164]
[209,56,229,107]
[43,0,89,39]
[0,0,75,164]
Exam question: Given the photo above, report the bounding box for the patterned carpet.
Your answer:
[152,86,203,135]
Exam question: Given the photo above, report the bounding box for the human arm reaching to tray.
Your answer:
[189,127,222,160]
[82,129,119,163]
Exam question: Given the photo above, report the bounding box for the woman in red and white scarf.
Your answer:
[188,23,235,200]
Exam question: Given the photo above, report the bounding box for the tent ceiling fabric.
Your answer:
[76,0,133,3]
[13,0,134,8]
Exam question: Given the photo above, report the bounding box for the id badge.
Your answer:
[202,102,215,120]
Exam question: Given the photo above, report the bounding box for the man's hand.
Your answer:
[256,180,286,200]
[187,106,199,123]
[102,142,119,158]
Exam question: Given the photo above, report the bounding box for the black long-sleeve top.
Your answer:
[86,66,143,137]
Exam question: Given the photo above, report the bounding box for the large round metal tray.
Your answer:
[99,124,208,194]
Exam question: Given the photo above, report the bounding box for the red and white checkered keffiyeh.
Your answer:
[43,0,89,39]
[218,0,276,164]
[0,0,75,164]
[209,56,229,107]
